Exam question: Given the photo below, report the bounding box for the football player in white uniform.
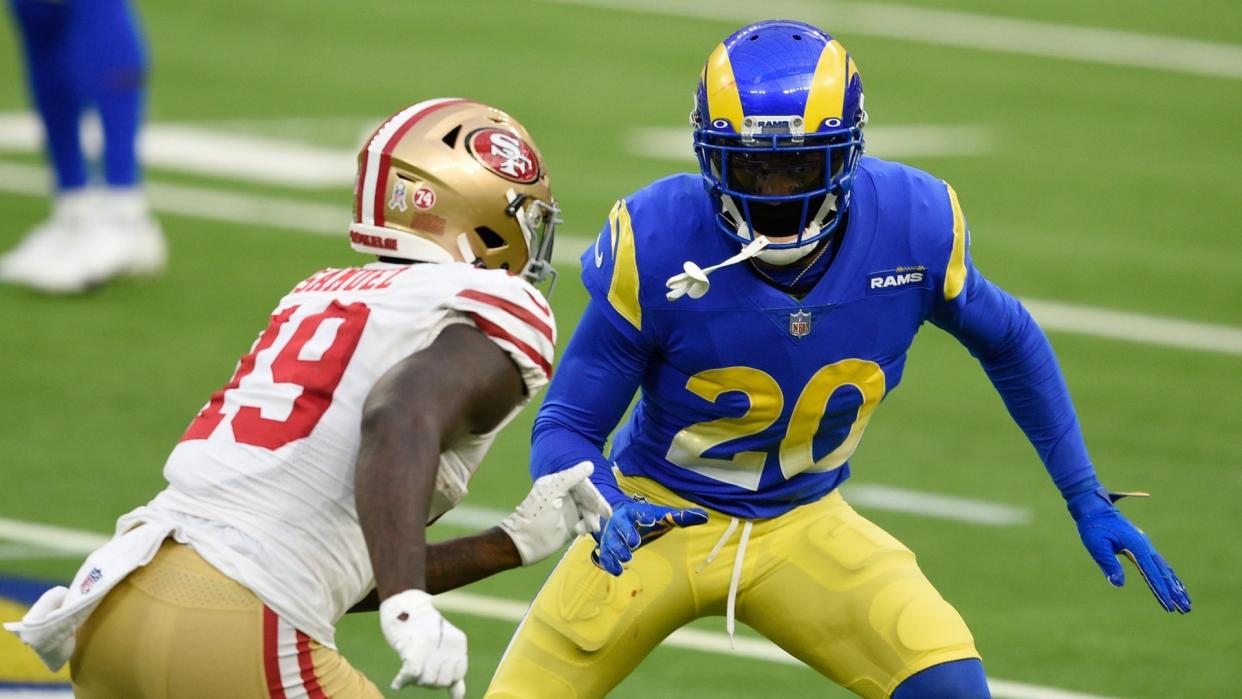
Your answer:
[5,98,608,699]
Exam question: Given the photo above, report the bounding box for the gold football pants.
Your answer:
[486,475,979,699]
[71,540,382,699]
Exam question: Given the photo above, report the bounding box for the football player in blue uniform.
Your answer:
[486,19,1190,699]
[1,0,164,293]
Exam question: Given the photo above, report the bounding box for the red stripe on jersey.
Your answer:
[371,99,469,227]
[523,288,552,317]
[263,607,287,699]
[457,288,554,344]
[295,631,328,699]
[468,312,552,379]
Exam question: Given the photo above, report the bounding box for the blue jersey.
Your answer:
[533,157,1095,518]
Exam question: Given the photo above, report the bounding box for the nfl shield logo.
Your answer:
[789,310,812,338]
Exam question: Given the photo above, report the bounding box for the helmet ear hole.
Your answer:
[441,125,462,148]
[474,226,507,249]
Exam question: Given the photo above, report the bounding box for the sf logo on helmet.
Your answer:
[468,129,540,184]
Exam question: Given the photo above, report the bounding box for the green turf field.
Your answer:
[1,1,1240,697]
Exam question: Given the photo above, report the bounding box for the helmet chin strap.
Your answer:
[456,233,480,265]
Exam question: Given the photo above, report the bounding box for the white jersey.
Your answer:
[139,261,555,646]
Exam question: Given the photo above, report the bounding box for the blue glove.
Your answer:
[1067,486,1190,613]
[591,497,708,576]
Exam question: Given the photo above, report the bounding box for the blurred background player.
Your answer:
[1,0,164,293]
[6,98,608,698]
[486,20,1190,699]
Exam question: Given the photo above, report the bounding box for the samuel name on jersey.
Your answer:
[582,156,971,519]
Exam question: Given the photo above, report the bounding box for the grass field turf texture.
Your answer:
[1,1,1240,697]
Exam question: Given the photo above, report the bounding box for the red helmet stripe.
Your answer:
[363,98,472,228]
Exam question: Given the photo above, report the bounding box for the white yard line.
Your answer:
[1,159,1239,357]
[448,488,1032,529]
[539,0,1242,81]
[0,115,995,189]
[1022,299,1242,356]
[628,125,996,162]
[0,517,107,554]
[846,484,1031,525]
[0,113,356,188]
[0,514,1116,699]
[0,485,1027,563]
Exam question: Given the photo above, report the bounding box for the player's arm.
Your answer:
[347,530,524,613]
[355,322,523,601]
[355,322,592,695]
[929,187,1189,613]
[531,299,707,575]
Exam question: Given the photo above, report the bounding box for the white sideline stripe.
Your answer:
[540,0,1242,81]
[0,690,72,698]
[1,159,1240,358]
[0,113,356,188]
[628,125,996,162]
[0,519,1116,699]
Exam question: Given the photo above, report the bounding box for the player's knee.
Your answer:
[892,658,990,699]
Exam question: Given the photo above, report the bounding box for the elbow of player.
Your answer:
[360,393,441,449]
[531,408,591,443]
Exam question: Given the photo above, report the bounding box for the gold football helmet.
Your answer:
[350,98,559,287]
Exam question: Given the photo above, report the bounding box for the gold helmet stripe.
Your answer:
[357,97,470,228]
[801,39,850,128]
[943,182,969,301]
[704,43,744,130]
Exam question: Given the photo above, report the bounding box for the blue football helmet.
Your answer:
[692,20,865,259]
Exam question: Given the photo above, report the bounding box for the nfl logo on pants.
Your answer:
[789,310,812,338]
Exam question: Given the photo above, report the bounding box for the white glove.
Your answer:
[379,589,467,698]
[499,461,612,565]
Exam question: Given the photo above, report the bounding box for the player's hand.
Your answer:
[500,461,610,565]
[379,590,468,697]
[592,498,708,576]
[1067,487,1191,613]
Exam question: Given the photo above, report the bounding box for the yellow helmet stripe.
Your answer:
[607,200,642,331]
[944,183,968,301]
[802,40,850,128]
[704,43,744,129]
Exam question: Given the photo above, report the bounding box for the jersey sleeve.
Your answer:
[579,198,650,346]
[928,182,1097,496]
[445,276,557,397]
[530,299,654,507]
[931,181,973,315]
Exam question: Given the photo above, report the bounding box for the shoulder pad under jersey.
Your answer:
[580,173,719,334]
[858,157,971,305]
[443,268,557,395]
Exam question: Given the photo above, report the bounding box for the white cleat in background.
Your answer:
[0,189,95,292]
[0,187,166,294]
